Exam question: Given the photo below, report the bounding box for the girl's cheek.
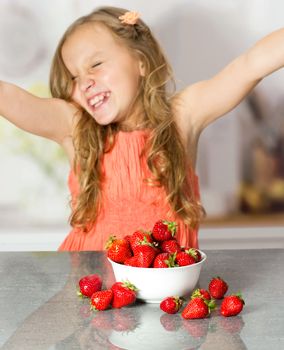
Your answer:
[98,69,112,86]
[71,87,81,104]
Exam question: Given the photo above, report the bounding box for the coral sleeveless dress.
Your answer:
[58,129,200,251]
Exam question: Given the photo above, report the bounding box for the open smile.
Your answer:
[88,91,111,111]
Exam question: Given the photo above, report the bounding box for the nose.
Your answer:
[78,76,95,92]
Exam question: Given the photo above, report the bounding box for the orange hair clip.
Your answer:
[118,11,140,25]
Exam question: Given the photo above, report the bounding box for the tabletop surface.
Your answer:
[0,249,283,350]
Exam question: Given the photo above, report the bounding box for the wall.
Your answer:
[0,0,284,232]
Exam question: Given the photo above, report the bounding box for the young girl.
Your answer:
[0,6,283,251]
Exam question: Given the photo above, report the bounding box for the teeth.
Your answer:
[89,92,110,107]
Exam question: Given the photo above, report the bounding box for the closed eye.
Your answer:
[70,63,102,81]
[92,62,102,68]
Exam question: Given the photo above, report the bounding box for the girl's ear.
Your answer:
[138,60,146,77]
[133,49,146,77]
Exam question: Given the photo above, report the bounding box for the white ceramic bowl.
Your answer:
[107,250,206,303]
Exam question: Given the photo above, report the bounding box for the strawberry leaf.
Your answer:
[121,280,139,292]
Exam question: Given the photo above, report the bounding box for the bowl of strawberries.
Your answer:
[106,220,206,303]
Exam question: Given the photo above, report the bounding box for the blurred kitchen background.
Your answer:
[0,0,284,250]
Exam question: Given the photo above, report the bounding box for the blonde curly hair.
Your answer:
[49,6,204,233]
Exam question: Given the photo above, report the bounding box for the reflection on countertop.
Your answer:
[0,250,284,349]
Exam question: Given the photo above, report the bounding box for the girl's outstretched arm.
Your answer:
[178,27,284,135]
[0,81,77,145]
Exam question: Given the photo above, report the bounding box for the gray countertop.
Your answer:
[0,249,283,350]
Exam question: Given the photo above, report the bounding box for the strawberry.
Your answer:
[161,239,181,254]
[176,251,196,267]
[77,274,102,298]
[209,276,228,299]
[90,289,113,311]
[220,293,245,317]
[111,280,138,308]
[183,248,202,262]
[124,234,132,244]
[135,242,157,268]
[153,252,177,268]
[129,230,153,253]
[152,220,177,242]
[124,256,139,267]
[105,235,132,264]
[181,297,216,319]
[160,296,183,314]
[191,288,211,301]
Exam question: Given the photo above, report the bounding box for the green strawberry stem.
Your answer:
[121,279,139,292]
[105,234,117,249]
[163,220,177,236]
[233,291,245,305]
[166,252,178,267]
[139,237,154,246]
[77,290,85,298]
[174,296,184,309]
[191,289,202,299]
[90,304,99,312]
[186,248,198,261]
[206,299,217,312]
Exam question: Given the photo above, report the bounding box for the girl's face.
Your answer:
[61,23,145,127]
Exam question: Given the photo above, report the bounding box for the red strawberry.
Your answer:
[181,297,216,319]
[183,248,202,262]
[135,242,157,268]
[220,293,245,317]
[191,288,211,301]
[124,234,132,244]
[153,252,177,268]
[161,239,181,254]
[124,256,139,267]
[160,296,183,314]
[78,274,102,298]
[176,251,196,267]
[105,235,132,264]
[152,220,177,242]
[90,289,113,311]
[111,280,138,308]
[129,230,153,253]
[209,276,228,299]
